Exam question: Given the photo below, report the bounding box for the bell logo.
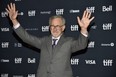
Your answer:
[102,5,112,12]
[28,58,36,63]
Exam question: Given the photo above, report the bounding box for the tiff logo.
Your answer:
[71,59,79,65]
[103,23,112,30]
[1,12,8,17]
[28,74,35,77]
[1,42,9,48]
[102,5,112,12]
[28,10,36,16]
[86,6,95,13]
[56,9,64,15]
[85,60,96,64]
[71,25,78,31]
[103,59,113,66]
[28,58,36,63]
[88,41,95,48]
[42,26,49,32]
[1,74,8,77]
[15,58,22,64]
[1,28,9,32]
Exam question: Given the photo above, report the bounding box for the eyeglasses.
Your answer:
[50,25,63,28]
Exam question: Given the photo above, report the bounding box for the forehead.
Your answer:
[51,18,63,24]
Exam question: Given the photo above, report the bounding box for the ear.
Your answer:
[62,25,66,31]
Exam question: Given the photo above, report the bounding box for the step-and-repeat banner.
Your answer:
[0,0,116,77]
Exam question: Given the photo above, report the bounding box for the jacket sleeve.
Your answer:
[71,33,88,53]
[14,26,43,49]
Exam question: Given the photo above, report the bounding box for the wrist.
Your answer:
[11,19,19,26]
[81,28,88,36]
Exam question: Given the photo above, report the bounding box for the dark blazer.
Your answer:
[14,26,88,77]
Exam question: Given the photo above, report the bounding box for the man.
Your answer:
[6,3,94,77]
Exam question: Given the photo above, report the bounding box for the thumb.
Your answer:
[77,16,81,24]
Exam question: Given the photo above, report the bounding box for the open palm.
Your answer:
[6,3,18,21]
[77,10,94,30]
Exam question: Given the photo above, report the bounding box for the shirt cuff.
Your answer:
[81,32,88,37]
[13,23,20,29]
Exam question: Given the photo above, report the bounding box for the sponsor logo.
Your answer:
[1,28,9,32]
[69,9,80,13]
[1,59,9,63]
[91,25,97,30]
[101,42,114,47]
[18,12,24,16]
[25,28,38,31]
[85,60,96,64]
[28,58,36,63]
[14,43,22,48]
[40,11,51,14]
[42,26,49,32]
[102,5,112,12]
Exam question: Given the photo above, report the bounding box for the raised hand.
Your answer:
[6,3,19,26]
[77,9,94,32]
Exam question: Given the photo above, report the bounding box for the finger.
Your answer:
[87,11,91,18]
[13,3,16,12]
[10,3,13,9]
[77,16,81,24]
[16,10,18,15]
[85,10,89,18]
[5,8,10,13]
[89,17,95,22]
[7,4,11,10]
[82,10,86,18]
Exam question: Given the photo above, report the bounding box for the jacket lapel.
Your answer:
[47,35,52,56]
[53,35,65,56]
